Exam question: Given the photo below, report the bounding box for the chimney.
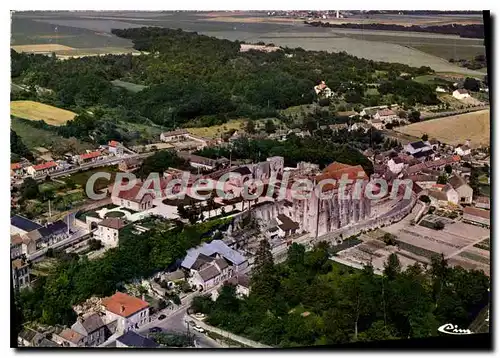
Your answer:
[120,305,125,313]
[141,294,145,302]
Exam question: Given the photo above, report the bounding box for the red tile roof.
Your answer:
[115,184,155,203]
[79,151,101,160]
[377,108,396,117]
[463,207,490,219]
[32,161,57,171]
[98,218,126,230]
[315,162,368,192]
[11,234,23,245]
[58,328,84,344]
[11,163,22,170]
[108,140,119,148]
[102,292,149,318]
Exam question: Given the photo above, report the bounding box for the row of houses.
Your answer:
[12,141,128,179]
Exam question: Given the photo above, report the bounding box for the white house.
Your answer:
[435,86,447,93]
[350,122,372,132]
[160,129,190,142]
[314,81,333,98]
[26,161,58,177]
[12,258,31,290]
[387,157,406,175]
[188,256,233,291]
[453,89,470,100]
[108,141,124,156]
[11,234,23,259]
[454,144,471,156]
[374,108,398,122]
[404,141,433,155]
[448,175,473,204]
[101,292,150,335]
[111,184,155,212]
[428,184,459,206]
[95,218,126,248]
[181,240,248,286]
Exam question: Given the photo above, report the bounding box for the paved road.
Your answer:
[139,306,221,348]
[27,152,155,182]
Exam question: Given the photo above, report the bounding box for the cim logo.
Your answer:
[438,323,473,335]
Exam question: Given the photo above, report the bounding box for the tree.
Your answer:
[264,120,277,134]
[286,243,305,271]
[20,177,40,200]
[421,134,428,142]
[419,195,430,204]
[409,110,421,123]
[245,120,256,134]
[437,175,448,185]
[383,233,396,246]
[463,77,480,92]
[384,253,401,280]
[444,164,452,174]
[177,204,188,219]
[88,239,103,251]
[250,239,279,308]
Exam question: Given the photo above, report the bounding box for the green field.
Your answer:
[186,119,245,139]
[62,166,119,191]
[111,79,148,93]
[414,74,454,86]
[11,117,93,155]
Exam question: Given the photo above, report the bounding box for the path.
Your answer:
[444,234,490,260]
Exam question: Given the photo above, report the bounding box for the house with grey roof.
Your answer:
[182,240,247,292]
[116,331,159,348]
[71,313,107,347]
[11,215,42,236]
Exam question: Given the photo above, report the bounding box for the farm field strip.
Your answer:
[11,100,76,126]
[395,109,490,147]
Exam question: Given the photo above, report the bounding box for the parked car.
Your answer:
[158,314,166,320]
[194,313,205,319]
[149,327,162,333]
[193,325,205,333]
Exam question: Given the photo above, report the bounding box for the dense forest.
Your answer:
[192,240,489,347]
[11,27,436,137]
[305,21,484,39]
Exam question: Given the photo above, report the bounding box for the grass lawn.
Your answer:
[479,184,490,197]
[11,117,93,154]
[186,119,245,139]
[76,210,100,221]
[62,166,118,191]
[39,180,66,193]
[105,211,126,218]
[11,100,76,126]
[111,79,148,93]
[365,88,379,96]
